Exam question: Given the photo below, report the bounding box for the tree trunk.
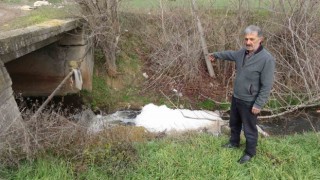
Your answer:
[103,46,117,77]
[191,0,216,78]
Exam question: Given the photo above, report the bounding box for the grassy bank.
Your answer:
[122,0,267,10]
[0,5,78,31]
[0,0,270,30]
[1,1,319,179]
[2,132,319,179]
[130,133,320,179]
[80,34,172,113]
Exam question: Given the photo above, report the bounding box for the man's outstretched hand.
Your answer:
[208,54,215,62]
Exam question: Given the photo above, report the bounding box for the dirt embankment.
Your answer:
[0,4,26,25]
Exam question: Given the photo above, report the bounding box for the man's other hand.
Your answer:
[208,54,215,62]
[252,107,260,115]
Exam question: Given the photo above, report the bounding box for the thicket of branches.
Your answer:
[142,10,203,91]
[76,0,121,77]
[72,0,320,115]
[265,0,320,117]
[122,0,320,116]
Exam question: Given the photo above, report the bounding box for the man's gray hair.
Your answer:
[244,25,263,37]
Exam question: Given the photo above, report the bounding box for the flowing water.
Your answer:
[19,95,320,136]
[88,104,224,134]
[86,106,320,136]
[258,109,320,136]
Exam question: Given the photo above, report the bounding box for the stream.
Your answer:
[18,95,320,136]
[258,109,320,135]
[85,105,320,136]
[106,111,318,136]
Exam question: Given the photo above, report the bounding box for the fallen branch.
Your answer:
[191,0,215,78]
[160,90,223,121]
[257,125,269,137]
[200,93,320,119]
[180,111,223,122]
[31,70,75,120]
[259,96,320,119]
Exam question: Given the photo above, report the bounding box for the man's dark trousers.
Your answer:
[229,96,258,157]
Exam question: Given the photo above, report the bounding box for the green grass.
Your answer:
[1,157,75,179]
[197,99,231,111]
[129,133,320,179]
[2,132,320,179]
[81,74,114,111]
[122,0,271,10]
[0,5,77,31]
[81,44,144,112]
[265,94,310,113]
[0,0,23,3]
[0,0,63,4]
[81,33,178,112]
[197,99,216,109]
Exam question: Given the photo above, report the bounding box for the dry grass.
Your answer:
[0,100,153,168]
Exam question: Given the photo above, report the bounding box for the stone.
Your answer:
[34,1,51,7]
[20,5,34,11]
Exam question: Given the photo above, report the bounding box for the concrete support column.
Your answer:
[59,28,94,92]
[0,60,21,132]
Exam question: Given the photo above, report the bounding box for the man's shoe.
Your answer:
[222,143,239,148]
[238,154,252,164]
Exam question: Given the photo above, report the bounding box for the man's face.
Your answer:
[244,32,263,52]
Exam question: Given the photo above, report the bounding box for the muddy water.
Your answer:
[258,109,320,136]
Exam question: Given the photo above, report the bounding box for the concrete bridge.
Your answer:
[0,19,94,125]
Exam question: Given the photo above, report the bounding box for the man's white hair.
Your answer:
[244,25,263,37]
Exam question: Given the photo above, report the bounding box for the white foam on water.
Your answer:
[134,104,222,133]
[88,103,222,133]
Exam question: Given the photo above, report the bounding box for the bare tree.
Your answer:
[76,0,121,76]
[122,0,319,116]
[139,4,203,92]
[262,0,320,117]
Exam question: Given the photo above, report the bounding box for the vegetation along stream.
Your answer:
[18,95,320,136]
[2,0,320,179]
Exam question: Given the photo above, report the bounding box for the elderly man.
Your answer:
[209,25,275,164]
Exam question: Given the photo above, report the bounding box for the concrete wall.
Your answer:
[59,28,94,92]
[5,28,94,96]
[0,19,80,63]
[0,60,21,132]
